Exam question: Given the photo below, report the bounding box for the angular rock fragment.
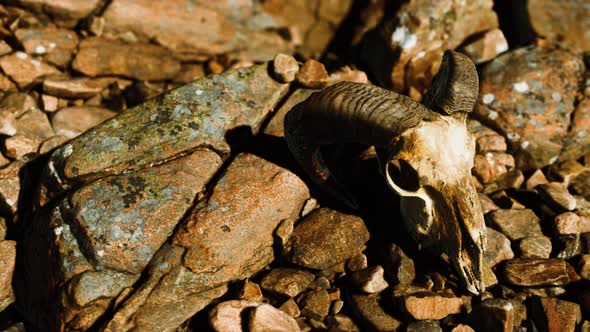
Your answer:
[553,212,581,235]
[401,293,463,320]
[530,297,581,332]
[279,299,300,318]
[14,107,54,144]
[473,152,515,184]
[350,266,389,294]
[40,63,289,202]
[571,170,590,201]
[101,153,309,331]
[8,0,102,27]
[296,59,329,89]
[484,227,514,267]
[474,46,585,170]
[287,208,369,270]
[488,209,542,240]
[260,268,315,299]
[0,52,61,88]
[51,106,116,139]
[240,280,263,302]
[209,300,261,332]
[326,314,360,332]
[503,258,575,287]
[349,294,402,331]
[525,169,548,190]
[249,303,301,332]
[460,28,509,64]
[537,182,577,211]
[39,135,69,155]
[578,255,590,280]
[298,289,330,321]
[469,298,513,332]
[387,244,415,285]
[519,235,552,258]
[0,158,30,215]
[273,54,299,83]
[73,37,181,81]
[4,134,37,159]
[451,324,475,332]
[483,170,525,194]
[43,77,116,99]
[15,26,78,67]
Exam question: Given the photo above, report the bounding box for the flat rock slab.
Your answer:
[488,209,542,240]
[14,26,79,67]
[401,294,464,320]
[287,208,370,270]
[18,150,221,331]
[103,153,309,331]
[73,37,181,81]
[503,258,576,287]
[40,63,288,203]
[0,52,61,88]
[530,297,581,332]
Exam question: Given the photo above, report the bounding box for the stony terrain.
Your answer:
[0,0,589,331]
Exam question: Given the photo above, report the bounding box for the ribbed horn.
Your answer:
[422,50,479,115]
[284,81,437,208]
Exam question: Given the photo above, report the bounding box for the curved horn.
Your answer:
[422,50,479,115]
[284,82,437,208]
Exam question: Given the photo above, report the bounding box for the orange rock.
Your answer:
[296,59,329,89]
[0,52,60,88]
[403,294,463,320]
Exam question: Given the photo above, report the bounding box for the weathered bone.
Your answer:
[284,50,486,294]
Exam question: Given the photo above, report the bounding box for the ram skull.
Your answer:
[284,50,486,294]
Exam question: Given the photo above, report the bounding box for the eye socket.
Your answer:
[387,159,421,192]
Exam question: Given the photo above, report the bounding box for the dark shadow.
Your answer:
[493,0,535,48]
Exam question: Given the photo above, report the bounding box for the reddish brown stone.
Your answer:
[260,268,315,298]
[4,134,37,159]
[530,297,581,332]
[519,235,552,259]
[489,209,542,240]
[273,53,299,83]
[240,281,263,302]
[484,227,514,267]
[8,0,102,27]
[209,300,262,332]
[537,182,577,211]
[0,240,16,312]
[279,299,300,318]
[249,303,300,332]
[473,152,515,184]
[287,208,369,270]
[350,266,389,294]
[296,59,329,89]
[15,27,78,67]
[0,52,60,88]
[474,46,585,170]
[578,254,590,280]
[51,106,116,139]
[38,135,69,155]
[525,169,548,190]
[503,258,575,287]
[298,289,330,321]
[553,212,581,235]
[43,77,117,99]
[0,158,29,214]
[327,66,369,86]
[402,294,463,320]
[527,0,590,51]
[73,37,181,81]
[460,28,509,64]
[0,73,15,92]
[350,293,402,331]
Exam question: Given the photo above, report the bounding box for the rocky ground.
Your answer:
[0,0,589,331]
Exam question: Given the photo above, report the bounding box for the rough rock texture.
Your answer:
[39,63,289,203]
[459,28,509,64]
[287,208,370,270]
[42,77,116,99]
[530,297,582,332]
[527,0,590,51]
[209,300,261,332]
[260,268,315,298]
[0,52,60,88]
[474,46,585,170]
[503,258,576,287]
[73,37,181,81]
[488,209,542,240]
[100,0,352,60]
[18,150,222,331]
[519,235,552,259]
[6,0,102,27]
[401,293,463,320]
[102,153,309,331]
[51,106,117,139]
[484,227,514,267]
[14,26,79,67]
[360,0,498,93]
[249,303,300,332]
[349,294,402,331]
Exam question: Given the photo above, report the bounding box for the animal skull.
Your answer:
[284,50,486,294]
